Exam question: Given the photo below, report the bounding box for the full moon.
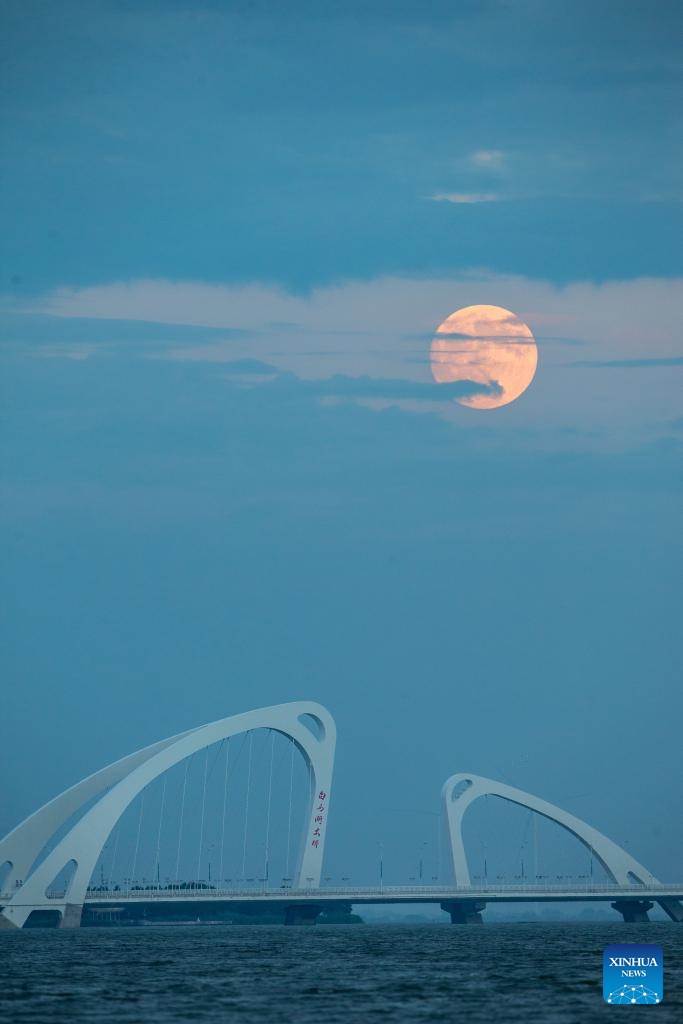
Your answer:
[430,304,538,409]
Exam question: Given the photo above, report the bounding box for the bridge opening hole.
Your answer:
[297,714,325,742]
[461,799,613,894]
[11,786,120,885]
[89,729,314,902]
[451,780,473,802]
[627,871,646,886]
[24,909,63,928]
[0,860,12,890]
[46,859,78,899]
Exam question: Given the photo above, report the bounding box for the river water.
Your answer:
[1,922,680,1023]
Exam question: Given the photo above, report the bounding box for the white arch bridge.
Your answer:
[1,701,681,928]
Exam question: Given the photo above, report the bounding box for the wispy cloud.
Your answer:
[211,362,503,405]
[571,356,683,368]
[470,149,505,169]
[430,192,500,204]
[5,273,682,441]
[275,372,502,404]
[221,358,280,376]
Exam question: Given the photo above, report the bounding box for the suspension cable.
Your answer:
[219,737,230,887]
[196,746,209,883]
[533,813,539,880]
[153,775,167,887]
[285,739,295,879]
[241,731,253,879]
[175,757,191,887]
[263,730,275,884]
[131,789,145,886]
[108,826,120,891]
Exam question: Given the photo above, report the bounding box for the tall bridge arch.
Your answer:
[441,773,655,888]
[1,701,335,929]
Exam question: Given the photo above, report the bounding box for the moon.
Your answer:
[430,304,538,409]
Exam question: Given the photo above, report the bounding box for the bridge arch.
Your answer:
[0,701,335,929]
[441,773,656,888]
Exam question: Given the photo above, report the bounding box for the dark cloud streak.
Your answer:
[571,356,683,368]
[265,369,503,403]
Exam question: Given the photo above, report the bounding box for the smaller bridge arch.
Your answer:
[441,773,656,888]
[1,701,335,929]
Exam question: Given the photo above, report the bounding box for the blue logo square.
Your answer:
[604,944,663,1004]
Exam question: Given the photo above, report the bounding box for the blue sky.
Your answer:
[1,1,681,886]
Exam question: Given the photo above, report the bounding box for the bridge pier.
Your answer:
[440,900,486,924]
[60,904,83,929]
[284,903,321,926]
[611,900,654,923]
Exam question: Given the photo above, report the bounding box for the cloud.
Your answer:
[204,360,503,406]
[5,272,683,444]
[221,358,280,376]
[571,356,683,368]
[3,3,683,295]
[430,192,500,204]
[0,310,249,348]
[470,149,505,169]
[270,370,502,404]
[400,330,587,348]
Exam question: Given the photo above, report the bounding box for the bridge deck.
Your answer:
[74,883,683,908]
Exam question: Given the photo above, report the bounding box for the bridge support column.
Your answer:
[611,900,654,923]
[60,904,83,929]
[440,900,486,924]
[284,903,321,926]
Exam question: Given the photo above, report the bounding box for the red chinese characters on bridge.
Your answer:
[310,791,327,848]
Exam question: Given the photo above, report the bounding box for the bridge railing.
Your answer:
[4,883,681,902]
[61,882,683,902]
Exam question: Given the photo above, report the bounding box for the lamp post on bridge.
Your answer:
[418,842,428,883]
[518,838,527,885]
[206,842,215,887]
[383,806,442,881]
